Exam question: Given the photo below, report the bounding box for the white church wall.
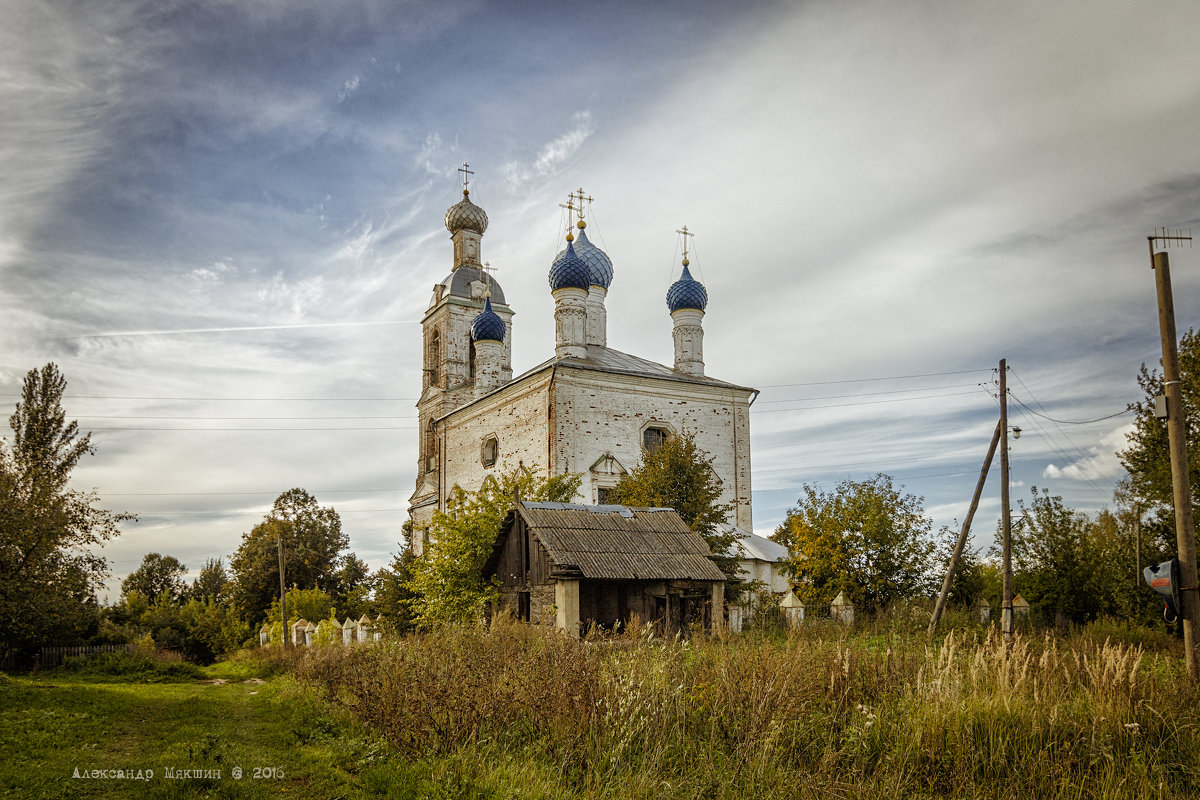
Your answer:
[439,372,554,503]
[551,369,753,529]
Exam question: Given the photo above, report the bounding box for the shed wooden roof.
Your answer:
[489,502,726,582]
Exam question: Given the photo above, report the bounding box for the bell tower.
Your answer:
[410,167,514,536]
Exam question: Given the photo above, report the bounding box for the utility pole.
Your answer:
[276,531,289,649]
[1150,232,1198,677]
[1135,502,1141,591]
[929,418,1002,634]
[1000,359,1014,639]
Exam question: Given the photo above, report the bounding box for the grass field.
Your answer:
[0,651,471,799]
[3,620,1200,799]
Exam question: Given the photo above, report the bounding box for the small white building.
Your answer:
[725,530,791,632]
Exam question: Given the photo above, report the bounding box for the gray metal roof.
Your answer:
[438,265,507,305]
[494,503,726,582]
[723,527,788,562]
[513,344,755,393]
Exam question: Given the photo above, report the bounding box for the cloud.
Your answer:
[1042,424,1134,482]
[501,111,595,191]
[338,74,362,103]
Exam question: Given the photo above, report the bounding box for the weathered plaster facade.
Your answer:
[408,185,757,554]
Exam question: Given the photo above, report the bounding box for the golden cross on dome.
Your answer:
[457,162,474,191]
[570,188,593,224]
[676,225,694,262]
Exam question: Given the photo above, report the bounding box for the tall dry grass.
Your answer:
[296,620,1200,799]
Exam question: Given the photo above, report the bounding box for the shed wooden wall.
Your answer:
[495,516,553,588]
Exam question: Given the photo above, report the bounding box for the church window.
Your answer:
[596,487,611,505]
[481,435,499,467]
[427,330,441,387]
[643,426,670,454]
[469,340,476,381]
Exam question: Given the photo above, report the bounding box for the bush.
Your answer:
[295,622,1200,797]
[60,648,203,682]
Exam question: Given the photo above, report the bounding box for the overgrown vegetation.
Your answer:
[293,620,1200,799]
[0,364,132,666]
[405,468,581,627]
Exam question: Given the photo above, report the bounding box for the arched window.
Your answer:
[427,330,441,387]
[643,426,670,454]
[481,435,499,467]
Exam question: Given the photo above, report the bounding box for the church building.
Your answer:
[407,176,758,555]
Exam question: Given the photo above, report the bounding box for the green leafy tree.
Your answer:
[605,430,742,598]
[229,488,348,622]
[373,549,418,634]
[333,554,373,619]
[774,474,935,614]
[1118,327,1200,525]
[190,557,231,603]
[121,553,187,602]
[133,593,251,664]
[407,468,581,627]
[1007,488,1100,625]
[266,587,336,626]
[0,364,131,663]
[932,529,986,608]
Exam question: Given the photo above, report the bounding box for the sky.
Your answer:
[4,0,1200,601]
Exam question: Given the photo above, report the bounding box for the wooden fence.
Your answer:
[38,643,183,668]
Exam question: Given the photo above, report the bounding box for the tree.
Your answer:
[0,364,130,664]
[407,468,581,627]
[373,549,418,634]
[332,554,372,619]
[773,474,935,614]
[1000,488,1165,626]
[1006,488,1099,625]
[605,429,742,597]
[1118,327,1200,524]
[190,557,231,603]
[122,553,187,602]
[266,587,336,625]
[229,488,349,622]
[932,529,986,609]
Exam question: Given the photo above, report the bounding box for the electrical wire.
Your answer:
[1006,369,1114,502]
[756,369,990,389]
[1007,396,1132,425]
[755,381,982,404]
[750,388,984,413]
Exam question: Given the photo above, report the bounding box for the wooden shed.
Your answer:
[484,502,726,638]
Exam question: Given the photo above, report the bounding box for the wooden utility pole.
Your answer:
[929,418,1003,634]
[276,532,289,649]
[1000,359,1014,639]
[1151,243,1199,677]
[1135,503,1141,591]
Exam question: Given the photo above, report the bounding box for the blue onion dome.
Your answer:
[666,262,708,312]
[444,190,489,235]
[548,241,590,291]
[470,297,506,342]
[552,222,613,289]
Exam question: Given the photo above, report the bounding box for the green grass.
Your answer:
[5,624,1200,799]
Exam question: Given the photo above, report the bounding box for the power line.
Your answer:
[0,394,416,401]
[1007,396,1132,425]
[756,368,990,389]
[74,414,417,420]
[1006,369,1113,502]
[750,388,985,413]
[755,381,982,404]
[129,508,404,517]
[100,489,400,496]
[87,426,414,432]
